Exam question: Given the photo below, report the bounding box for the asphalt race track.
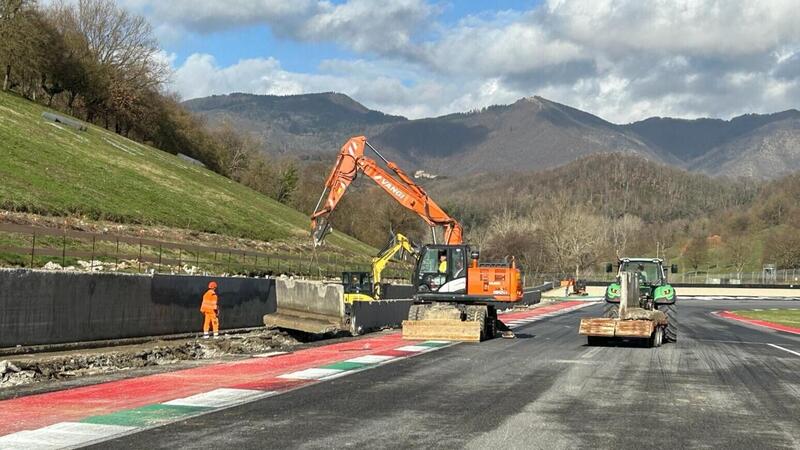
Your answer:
[95,298,800,449]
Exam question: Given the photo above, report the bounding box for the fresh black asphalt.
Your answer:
[95,299,800,449]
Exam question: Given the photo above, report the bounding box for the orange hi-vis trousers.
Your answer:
[203,312,219,334]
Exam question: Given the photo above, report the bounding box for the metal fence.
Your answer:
[0,222,412,281]
[527,269,800,286]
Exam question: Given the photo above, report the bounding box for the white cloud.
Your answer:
[139,0,434,57]
[158,0,800,122]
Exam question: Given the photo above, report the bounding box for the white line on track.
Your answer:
[767,343,800,357]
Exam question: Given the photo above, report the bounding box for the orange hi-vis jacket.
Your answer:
[200,289,218,313]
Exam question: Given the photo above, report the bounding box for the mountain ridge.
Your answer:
[185,92,800,178]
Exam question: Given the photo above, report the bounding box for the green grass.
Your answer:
[732,309,800,328]
[0,91,373,257]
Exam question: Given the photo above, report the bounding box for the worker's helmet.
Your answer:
[208,281,218,289]
[637,264,645,270]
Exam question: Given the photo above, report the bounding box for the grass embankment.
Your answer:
[0,91,374,263]
[732,309,800,328]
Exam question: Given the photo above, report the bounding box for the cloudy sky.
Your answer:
[125,0,800,122]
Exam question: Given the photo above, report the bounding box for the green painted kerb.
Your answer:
[321,361,372,371]
[81,404,211,427]
[419,341,450,348]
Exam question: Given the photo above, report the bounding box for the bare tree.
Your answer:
[609,214,643,258]
[725,236,752,278]
[536,197,608,277]
[684,236,708,271]
[71,0,167,90]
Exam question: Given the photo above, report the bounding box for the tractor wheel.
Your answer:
[659,304,678,342]
[603,303,619,318]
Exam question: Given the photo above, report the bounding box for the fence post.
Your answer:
[195,248,200,270]
[62,232,66,267]
[138,241,142,273]
[157,245,162,273]
[115,238,119,267]
[178,248,182,270]
[90,236,95,271]
[30,232,36,267]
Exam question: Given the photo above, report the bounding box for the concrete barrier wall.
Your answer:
[274,278,343,317]
[0,269,276,347]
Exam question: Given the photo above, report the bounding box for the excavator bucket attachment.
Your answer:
[402,319,482,342]
[311,218,332,247]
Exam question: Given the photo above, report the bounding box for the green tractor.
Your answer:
[603,258,679,342]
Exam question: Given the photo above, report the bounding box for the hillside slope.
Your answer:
[691,118,800,178]
[429,152,758,226]
[184,92,405,158]
[0,91,373,256]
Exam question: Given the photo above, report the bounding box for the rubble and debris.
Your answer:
[42,261,63,271]
[0,329,299,390]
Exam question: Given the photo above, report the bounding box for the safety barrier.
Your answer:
[0,269,276,348]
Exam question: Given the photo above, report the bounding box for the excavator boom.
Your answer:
[311,136,462,246]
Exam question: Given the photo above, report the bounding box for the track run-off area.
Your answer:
[1,297,799,449]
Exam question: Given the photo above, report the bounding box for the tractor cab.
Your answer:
[605,258,677,306]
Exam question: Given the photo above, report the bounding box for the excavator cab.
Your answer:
[342,271,374,304]
[415,245,469,294]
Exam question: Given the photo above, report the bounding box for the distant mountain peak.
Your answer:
[185,91,800,179]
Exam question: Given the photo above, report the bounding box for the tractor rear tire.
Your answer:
[660,304,678,342]
[603,303,619,318]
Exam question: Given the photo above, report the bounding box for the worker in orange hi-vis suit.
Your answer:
[201,281,220,339]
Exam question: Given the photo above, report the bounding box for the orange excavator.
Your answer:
[312,136,523,341]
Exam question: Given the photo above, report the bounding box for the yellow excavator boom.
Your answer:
[372,233,417,299]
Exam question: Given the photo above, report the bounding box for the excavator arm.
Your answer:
[311,136,463,246]
[372,233,418,298]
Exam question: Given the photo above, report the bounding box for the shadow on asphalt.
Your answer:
[511,333,536,339]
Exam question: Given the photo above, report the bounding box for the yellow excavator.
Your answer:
[342,232,418,303]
